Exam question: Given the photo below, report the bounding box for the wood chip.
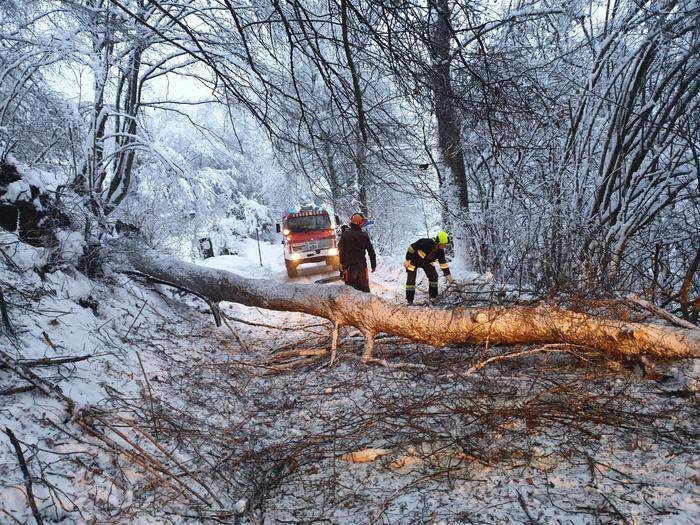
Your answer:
[389,455,423,470]
[341,448,390,463]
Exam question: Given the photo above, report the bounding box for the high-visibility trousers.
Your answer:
[405,263,438,303]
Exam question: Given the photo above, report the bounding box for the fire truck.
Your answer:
[276,205,341,278]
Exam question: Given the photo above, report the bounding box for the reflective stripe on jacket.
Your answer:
[405,238,450,276]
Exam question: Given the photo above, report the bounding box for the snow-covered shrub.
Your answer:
[0,161,71,249]
[113,108,281,259]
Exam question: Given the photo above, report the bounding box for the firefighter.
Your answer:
[404,231,454,304]
[338,213,377,293]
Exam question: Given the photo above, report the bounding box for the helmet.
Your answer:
[434,230,450,245]
[350,213,365,226]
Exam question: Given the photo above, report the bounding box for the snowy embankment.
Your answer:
[1,233,245,521]
[1,233,698,524]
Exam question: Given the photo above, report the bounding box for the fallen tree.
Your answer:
[114,242,700,361]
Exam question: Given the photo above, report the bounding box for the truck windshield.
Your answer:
[287,214,331,233]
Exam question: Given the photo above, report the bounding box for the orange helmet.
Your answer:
[350,213,365,226]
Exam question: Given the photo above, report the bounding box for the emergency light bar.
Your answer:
[288,203,329,216]
[287,210,326,217]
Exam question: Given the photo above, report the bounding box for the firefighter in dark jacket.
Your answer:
[338,213,377,293]
[404,231,454,304]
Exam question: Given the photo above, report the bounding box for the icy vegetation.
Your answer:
[1,0,698,523]
[1,234,698,523]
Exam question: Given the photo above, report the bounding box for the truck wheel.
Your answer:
[285,261,298,278]
[327,256,341,271]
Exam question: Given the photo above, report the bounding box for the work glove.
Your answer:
[403,260,411,269]
[445,274,455,284]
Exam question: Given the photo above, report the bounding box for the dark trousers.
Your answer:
[406,264,438,303]
[344,263,370,293]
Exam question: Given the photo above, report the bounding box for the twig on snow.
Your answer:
[122,270,222,327]
[329,322,340,366]
[135,350,159,439]
[220,314,250,353]
[125,299,148,338]
[516,489,542,524]
[0,385,35,396]
[0,248,21,271]
[0,288,14,335]
[352,355,429,371]
[41,331,59,351]
[223,312,328,335]
[466,344,589,375]
[1,507,24,525]
[15,354,95,367]
[0,350,76,419]
[4,427,44,525]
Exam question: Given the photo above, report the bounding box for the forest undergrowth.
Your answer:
[2,235,697,524]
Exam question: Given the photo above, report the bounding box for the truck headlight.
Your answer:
[327,248,338,256]
[290,253,301,261]
[283,228,290,235]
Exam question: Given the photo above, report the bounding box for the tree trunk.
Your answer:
[116,242,699,361]
[106,43,143,212]
[79,0,114,203]
[322,134,341,213]
[341,0,369,215]
[679,248,700,322]
[428,0,471,267]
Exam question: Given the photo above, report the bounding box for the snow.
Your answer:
[0,231,48,269]
[54,230,85,263]
[1,179,31,202]
[234,498,248,513]
[19,165,65,193]
[2,0,698,519]
[200,237,283,279]
[1,233,698,524]
[0,164,67,203]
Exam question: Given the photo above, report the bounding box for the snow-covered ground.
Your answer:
[1,233,698,524]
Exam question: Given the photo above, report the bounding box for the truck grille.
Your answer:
[291,238,334,252]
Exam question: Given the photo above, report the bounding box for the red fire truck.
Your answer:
[276,205,340,278]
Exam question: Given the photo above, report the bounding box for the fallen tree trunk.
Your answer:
[115,242,700,361]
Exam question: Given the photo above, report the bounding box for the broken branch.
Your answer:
[114,241,700,360]
[4,427,44,525]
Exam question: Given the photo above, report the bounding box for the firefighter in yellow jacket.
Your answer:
[404,231,454,304]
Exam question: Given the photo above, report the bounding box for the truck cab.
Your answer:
[277,205,341,278]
